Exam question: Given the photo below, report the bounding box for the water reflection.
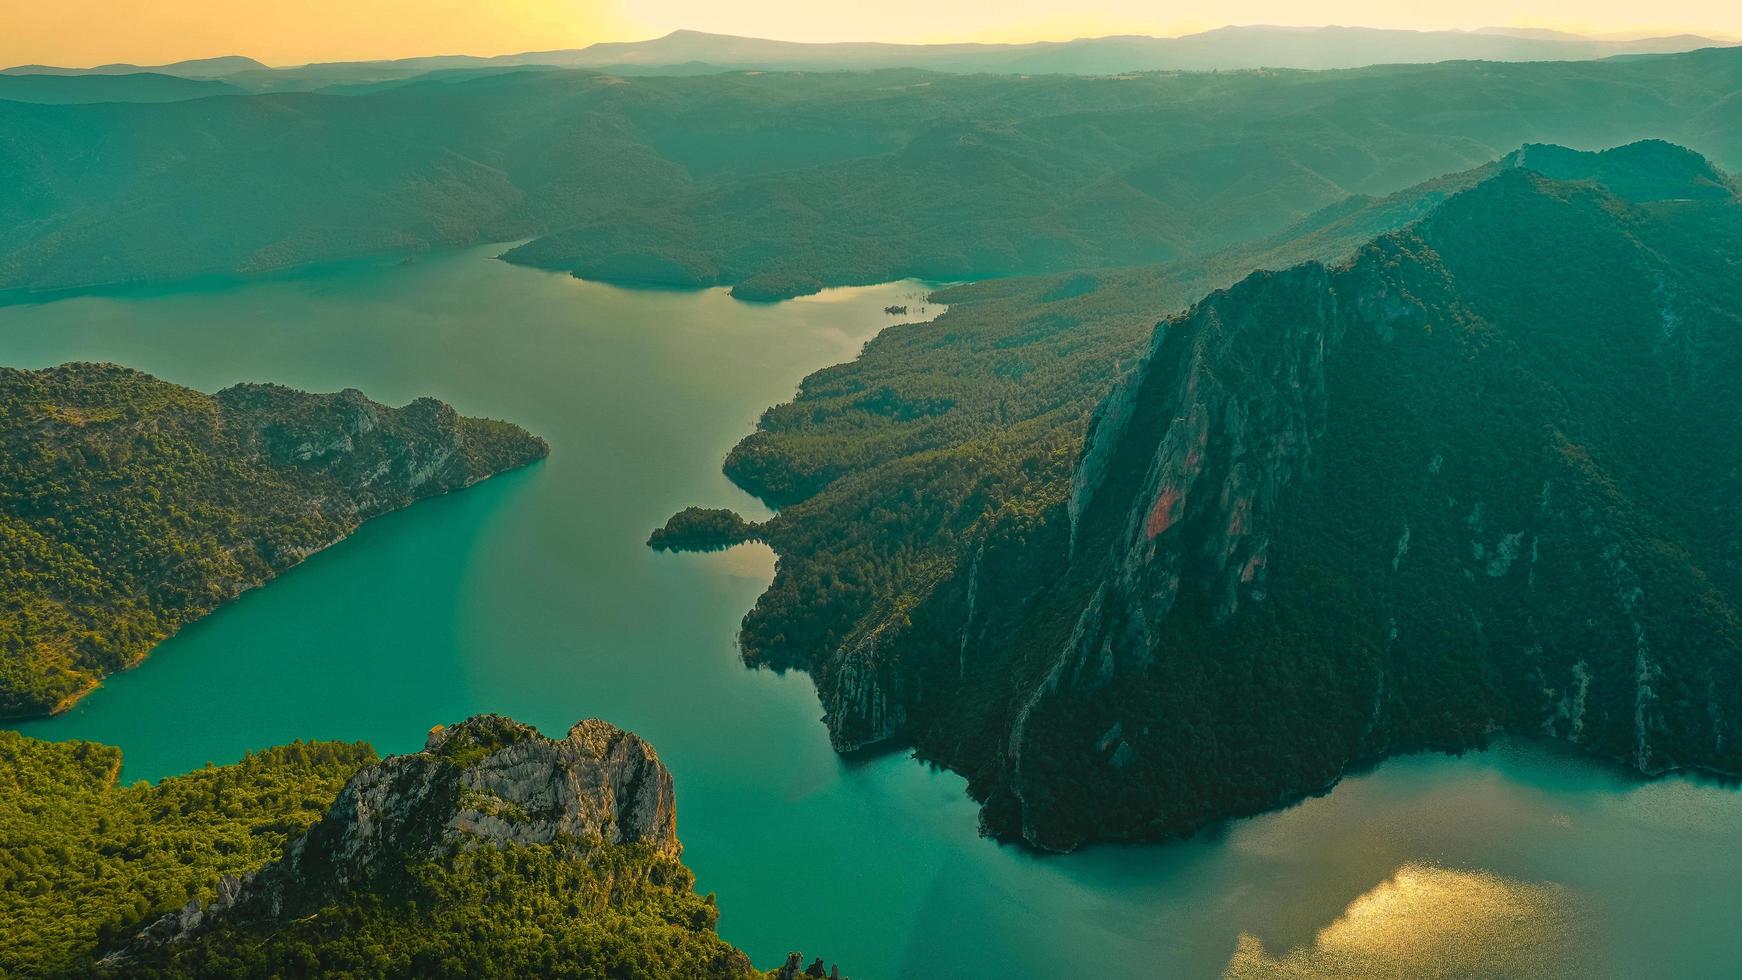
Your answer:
[1225,864,1584,979]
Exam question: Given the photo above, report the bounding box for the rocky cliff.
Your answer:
[113,716,679,953]
[105,716,846,978]
[702,141,1742,852]
[965,145,1742,849]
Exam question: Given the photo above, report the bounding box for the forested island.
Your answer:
[0,716,841,978]
[647,507,762,552]
[669,141,1742,849]
[0,364,548,719]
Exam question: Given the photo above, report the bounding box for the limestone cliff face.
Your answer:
[217,383,549,526]
[965,159,1742,850]
[113,716,678,955]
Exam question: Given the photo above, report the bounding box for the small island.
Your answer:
[647,507,762,552]
[883,304,908,315]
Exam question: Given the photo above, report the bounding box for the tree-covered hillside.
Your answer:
[0,364,548,719]
[95,716,837,979]
[0,718,839,979]
[0,730,375,977]
[665,142,1742,848]
[3,49,1741,296]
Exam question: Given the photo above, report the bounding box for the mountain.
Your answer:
[4,48,1737,297]
[106,716,840,978]
[0,364,548,719]
[1,56,267,78]
[663,142,1742,851]
[1,716,842,978]
[505,47,1742,299]
[561,26,1732,74]
[0,73,240,104]
[44,26,1727,86]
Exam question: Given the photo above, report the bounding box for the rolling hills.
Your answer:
[4,48,1740,298]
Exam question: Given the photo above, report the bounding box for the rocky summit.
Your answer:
[101,715,844,978]
[114,716,678,953]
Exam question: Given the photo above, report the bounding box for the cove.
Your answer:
[3,245,1740,978]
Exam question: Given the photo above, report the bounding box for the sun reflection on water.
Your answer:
[1224,864,1580,979]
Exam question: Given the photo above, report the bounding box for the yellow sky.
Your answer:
[2,0,1738,69]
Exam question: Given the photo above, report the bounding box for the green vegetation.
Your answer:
[674,142,1742,846]
[647,507,761,552]
[716,153,1499,689]
[0,718,827,979]
[86,715,830,979]
[0,363,547,719]
[123,843,759,979]
[0,730,374,977]
[3,49,1740,296]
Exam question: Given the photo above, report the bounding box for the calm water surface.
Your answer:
[4,247,1740,978]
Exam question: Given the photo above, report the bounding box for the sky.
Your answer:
[3,0,1740,68]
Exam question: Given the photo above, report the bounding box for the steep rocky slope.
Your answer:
[678,141,1742,850]
[980,144,1742,848]
[0,364,548,718]
[101,716,839,978]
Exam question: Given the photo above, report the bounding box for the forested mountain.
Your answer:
[1,56,268,78]
[500,25,1734,74]
[666,142,1742,850]
[3,48,1741,296]
[101,716,830,979]
[0,364,547,719]
[0,731,375,977]
[6,26,1729,88]
[1,717,834,978]
[0,73,241,104]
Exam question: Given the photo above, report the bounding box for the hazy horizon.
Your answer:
[4,1,1741,71]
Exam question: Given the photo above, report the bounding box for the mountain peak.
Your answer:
[108,715,679,962]
[1501,139,1733,202]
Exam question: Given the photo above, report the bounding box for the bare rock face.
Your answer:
[110,716,678,957]
[216,383,548,519]
[973,157,1742,850]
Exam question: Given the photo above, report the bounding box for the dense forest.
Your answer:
[647,508,762,552]
[85,715,828,979]
[3,48,1741,296]
[0,364,547,718]
[1,717,832,979]
[671,142,1742,847]
[0,730,375,976]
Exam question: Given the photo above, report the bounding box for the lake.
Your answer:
[4,246,1740,978]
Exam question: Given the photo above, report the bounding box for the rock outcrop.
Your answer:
[113,716,677,955]
[968,146,1742,848]
[104,716,845,978]
[217,381,549,526]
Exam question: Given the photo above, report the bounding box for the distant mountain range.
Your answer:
[1,55,266,78]
[2,25,1734,96]
[5,48,1740,298]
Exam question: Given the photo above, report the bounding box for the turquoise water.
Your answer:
[4,246,1740,978]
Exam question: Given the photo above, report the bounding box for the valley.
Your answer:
[2,243,1740,977]
[4,19,1742,976]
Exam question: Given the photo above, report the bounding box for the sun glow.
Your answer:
[1,0,1738,69]
[1223,864,1586,978]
